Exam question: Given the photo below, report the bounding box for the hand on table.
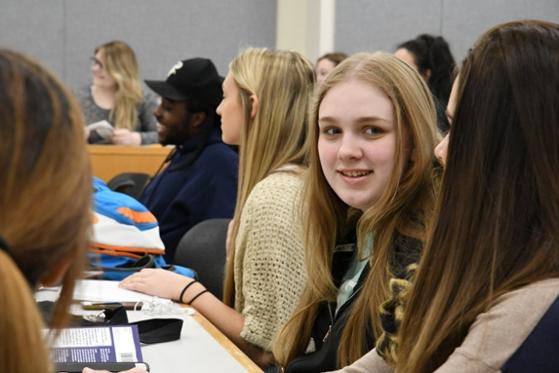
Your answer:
[82,368,147,373]
[120,268,191,301]
[112,129,142,146]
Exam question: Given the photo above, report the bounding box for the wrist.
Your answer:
[178,279,206,304]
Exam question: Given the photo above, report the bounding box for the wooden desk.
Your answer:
[132,309,264,372]
[36,282,263,373]
[192,311,263,372]
[87,145,173,182]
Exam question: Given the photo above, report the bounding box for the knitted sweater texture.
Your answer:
[234,169,306,350]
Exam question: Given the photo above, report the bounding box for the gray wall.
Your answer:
[335,0,559,63]
[1,0,558,91]
[0,0,276,91]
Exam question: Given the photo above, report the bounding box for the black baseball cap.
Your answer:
[145,58,223,109]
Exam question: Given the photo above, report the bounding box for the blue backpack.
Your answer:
[89,177,196,281]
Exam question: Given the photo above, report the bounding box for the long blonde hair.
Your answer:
[95,40,143,130]
[273,52,439,368]
[222,47,315,306]
[0,49,91,372]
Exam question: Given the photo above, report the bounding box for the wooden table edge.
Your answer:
[191,310,264,372]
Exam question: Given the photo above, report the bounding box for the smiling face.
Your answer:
[318,78,402,211]
[154,97,194,145]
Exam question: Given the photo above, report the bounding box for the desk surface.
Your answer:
[132,309,263,373]
[37,281,263,373]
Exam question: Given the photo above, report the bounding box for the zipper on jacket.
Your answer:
[323,302,335,342]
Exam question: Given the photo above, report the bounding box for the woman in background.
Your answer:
[272,52,439,372]
[121,47,314,369]
[77,40,158,145]
[315,52,348,87]
[0,49,143,373]
[395,34,455,132]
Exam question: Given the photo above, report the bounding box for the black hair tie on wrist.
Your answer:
[179,280,198,303]
[187,289,209,305]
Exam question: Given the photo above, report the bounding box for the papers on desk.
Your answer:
[35,280,155,304]
[73,279,155,303]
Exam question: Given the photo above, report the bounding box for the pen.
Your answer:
[81,301,142,310]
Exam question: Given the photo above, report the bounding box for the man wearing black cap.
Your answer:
[140,58,238,262]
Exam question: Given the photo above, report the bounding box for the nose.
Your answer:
[338,134,362,160]
[216,100,223,116]
[434,133,449,167]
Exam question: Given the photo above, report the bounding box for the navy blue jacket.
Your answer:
[140,127,238,262]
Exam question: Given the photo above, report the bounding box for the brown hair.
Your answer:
[274,52,438,368]
[397,20,559,372]
[0,49,91,371]
[317,52,348,67]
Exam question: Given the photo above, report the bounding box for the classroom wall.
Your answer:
[335,0,559,63]
[0,0,276,91]
[1,0,558,91]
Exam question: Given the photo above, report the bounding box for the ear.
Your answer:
[249,94,259,119]
[190,112,207,128]
[40,258,72,287]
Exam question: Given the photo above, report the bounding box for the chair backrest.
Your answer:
[107,172,151,200]
[173,218,230,299]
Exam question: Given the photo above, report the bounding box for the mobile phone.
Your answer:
[57,361,150,372]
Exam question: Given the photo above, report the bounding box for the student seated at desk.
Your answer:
[140,57,238,262]
[121,47,314,369]
[271,52,439,372]
[332,19,559,373]
[0,49,145,373]
[77,40,159,145]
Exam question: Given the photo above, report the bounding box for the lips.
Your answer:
[338,170,372,177]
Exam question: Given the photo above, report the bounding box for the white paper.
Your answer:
[72,279,155,303]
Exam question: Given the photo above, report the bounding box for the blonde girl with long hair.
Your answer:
[121,47,314,368]
[272,52,439,372]
[78,40,158,145]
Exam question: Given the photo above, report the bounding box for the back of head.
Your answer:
[222,47,315,306]
[228,47,314,201]
[274,52,438,367]
[0,250,51,372]
[0,49,91,329]
[398,20,559,372]
[317,52,348,66]
[398,34,455,106]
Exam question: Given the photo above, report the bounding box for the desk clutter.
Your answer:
[35,280,250,372]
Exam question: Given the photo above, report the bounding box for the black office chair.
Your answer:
[173,218,230,299]
[107,172,151,200]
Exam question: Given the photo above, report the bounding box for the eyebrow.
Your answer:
[318,116,393,125]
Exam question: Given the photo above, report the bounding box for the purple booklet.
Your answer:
[50,325,143,364]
